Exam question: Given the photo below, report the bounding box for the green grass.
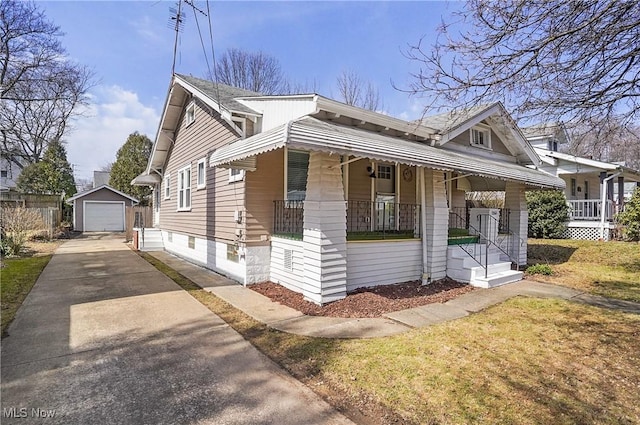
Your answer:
[139,250,640,425]
[528,239,640,302]
[0,255,52,335]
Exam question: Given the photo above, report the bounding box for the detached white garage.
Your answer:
[67,185,139,232]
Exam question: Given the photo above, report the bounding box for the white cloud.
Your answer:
[65,85,160,181]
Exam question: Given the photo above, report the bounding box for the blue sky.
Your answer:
[40,1,461,181]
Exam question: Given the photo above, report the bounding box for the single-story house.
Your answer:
[522,123,640,240]
[67,185,139,232]
[133,74,564,304]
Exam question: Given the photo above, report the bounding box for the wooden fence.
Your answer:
[125,206,153,241]
[0,207,61,238]
[0,192,62,209]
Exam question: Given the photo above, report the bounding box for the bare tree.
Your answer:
[404,0,640,127]
[210,48,288,95]
[336,70,383,111]
[565,119,640,169]
[0,0,93,169]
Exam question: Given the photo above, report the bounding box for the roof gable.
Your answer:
[66,185,139,203]
[421,102,539,165]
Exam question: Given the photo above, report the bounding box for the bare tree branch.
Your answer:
[336,69,383,111]
[0,0,94,170]
[209,48,288,95]
[402,0,640,128]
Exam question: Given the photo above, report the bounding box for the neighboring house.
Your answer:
[66,185,138,232]
[133,74,564,305]
[93,171,110,188]
[522,123,640,240]
[0,158,22,192]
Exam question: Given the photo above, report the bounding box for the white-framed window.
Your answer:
[229,168,244,183]
[470,125,491,149]
[197,158,206,189]
[164,174,171,199]
[377,164,392,180]
[185,102,195,127]
[177,165,191,211]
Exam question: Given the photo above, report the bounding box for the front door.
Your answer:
[375,164,396,231]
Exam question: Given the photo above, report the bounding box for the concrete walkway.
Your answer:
[149,250,640,339]
[1,235,353,425]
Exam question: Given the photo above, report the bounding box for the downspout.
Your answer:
[420,167,429,285]
[600,171,622,239]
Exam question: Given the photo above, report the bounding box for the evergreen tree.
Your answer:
[109,132,152,205]
[16,139,76,197]
[526,190,569,239]
[616,187,640,241]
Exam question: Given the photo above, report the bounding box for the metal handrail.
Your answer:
[480,213,526,268]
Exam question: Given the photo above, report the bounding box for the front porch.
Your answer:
[566,199,622,241]
[273,199,421,240]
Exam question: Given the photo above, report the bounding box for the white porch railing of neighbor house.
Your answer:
[568,199,615,221]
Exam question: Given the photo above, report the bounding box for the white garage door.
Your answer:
[84,201,125,232]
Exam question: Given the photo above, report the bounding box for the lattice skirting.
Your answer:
[563,225,611,241]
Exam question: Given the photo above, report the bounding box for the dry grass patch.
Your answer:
[528,239,640,302]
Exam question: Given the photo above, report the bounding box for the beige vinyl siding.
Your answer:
[348,160,372,200]
[244,149,285,245]
[206,166,245,242]
[160,99,240,239]
[399,165,417,204]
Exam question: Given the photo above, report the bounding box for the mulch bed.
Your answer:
[250,278,475,318]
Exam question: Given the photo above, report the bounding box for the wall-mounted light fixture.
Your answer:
[366,166,376,178]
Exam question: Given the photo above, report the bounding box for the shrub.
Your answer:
[526,190,569,239]
[616,187,640,241]
[526,263,553,275]
[0,207,46,256]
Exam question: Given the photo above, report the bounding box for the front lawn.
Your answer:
[141,251,640,425]
[1,255,52,335]
[528,239,640,303]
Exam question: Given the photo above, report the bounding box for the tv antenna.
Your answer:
[168,1,185,75]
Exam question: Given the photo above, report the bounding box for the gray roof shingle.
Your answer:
[175,74,261,115]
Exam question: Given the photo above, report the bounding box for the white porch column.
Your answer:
[302,152,347,304]
[504,182,528,266]
[423,168,448,282]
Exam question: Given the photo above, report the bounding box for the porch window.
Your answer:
[377,165,392,180]
[177,166,191,211]
[287,150,309,201]
[470,125,491,149]
[571,178,576,197]
[197,158,206,189]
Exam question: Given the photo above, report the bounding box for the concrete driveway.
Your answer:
[1,235,352,425]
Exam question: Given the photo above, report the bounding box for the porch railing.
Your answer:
[273,200,421,238]
[568,199,614,221]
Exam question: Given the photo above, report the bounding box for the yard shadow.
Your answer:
[527,243,577,265]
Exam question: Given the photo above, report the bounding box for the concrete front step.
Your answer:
[136,229,164,252]
[471,270,524,289]
[447,254,503,270]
